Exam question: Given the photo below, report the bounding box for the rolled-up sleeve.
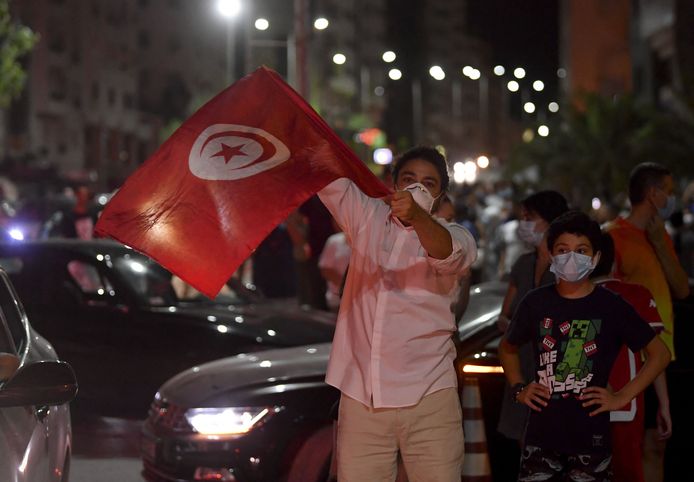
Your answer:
[427,223,477,275]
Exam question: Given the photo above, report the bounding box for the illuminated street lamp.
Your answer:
[382,51,396,63]
[429,65,445,80]
[477,155,490,169]
[538,125,549,137]
[507,80,519,92]
[532,80,544,91]
[493,65,505,76]
[388,68,402,80]
[548,102,559,113]
[217,0,241,17]
[513,67,526,79]
[523,102,536,114]
[332,53,346,65]
[314,17,329,30]
[462,65,474,77]
[254,18,269,31]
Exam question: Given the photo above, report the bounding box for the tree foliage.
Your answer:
[0,0,37,109]
[507,93,694,209]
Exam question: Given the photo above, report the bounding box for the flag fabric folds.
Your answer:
[95,66,390,298]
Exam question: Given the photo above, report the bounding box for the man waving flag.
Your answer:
[95,67,390,298]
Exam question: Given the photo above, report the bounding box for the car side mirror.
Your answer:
[0,360,78,407]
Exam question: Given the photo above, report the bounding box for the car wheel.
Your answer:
[286,424,334,482]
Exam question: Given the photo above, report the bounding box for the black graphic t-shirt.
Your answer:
[506,284,656,454]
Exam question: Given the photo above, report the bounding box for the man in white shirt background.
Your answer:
[318,146,477,481]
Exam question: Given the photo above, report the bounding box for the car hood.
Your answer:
[145,301,336,347]
[159,343,331,407]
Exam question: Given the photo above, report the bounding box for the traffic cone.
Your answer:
[461,376,492,482]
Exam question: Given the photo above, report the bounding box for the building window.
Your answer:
[48,67,67,101]
[138,30,150,49]
[123,93,134,109]
[168,35,181,53]
[47,26,66,53]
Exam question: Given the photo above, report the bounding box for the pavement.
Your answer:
[70,413,146,482]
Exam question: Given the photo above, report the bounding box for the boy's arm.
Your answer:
[581,336,671,416]
[499,336,549,411]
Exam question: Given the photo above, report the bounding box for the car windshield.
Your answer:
[112,254,178,306]
[112,252,254,307]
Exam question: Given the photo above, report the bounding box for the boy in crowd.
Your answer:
[500,210,670,481]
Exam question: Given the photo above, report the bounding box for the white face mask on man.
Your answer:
[550,251,600,282]
[403,183,437,214]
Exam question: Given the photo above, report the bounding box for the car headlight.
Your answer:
[185,407,273,435]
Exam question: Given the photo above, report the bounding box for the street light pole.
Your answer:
[217,0,241,86]
[411,78,422,144]
[226,22,235,85]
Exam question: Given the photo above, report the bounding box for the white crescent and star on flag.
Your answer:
[188,124,290,180]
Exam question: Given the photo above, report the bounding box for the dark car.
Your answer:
[0,267,78,482]
[141,281,515,482]
[0,239,335,418]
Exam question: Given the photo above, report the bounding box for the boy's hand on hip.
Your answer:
[580,386,626,416]
[518,382,550,412]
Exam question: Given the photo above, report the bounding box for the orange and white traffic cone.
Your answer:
[461,376,492,482]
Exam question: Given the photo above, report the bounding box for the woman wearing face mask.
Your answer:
[496,190,569,448]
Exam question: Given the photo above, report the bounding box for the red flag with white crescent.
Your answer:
[95,66,390,298]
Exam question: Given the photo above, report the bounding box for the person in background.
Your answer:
[500,210,670,481]
[318,220,351,311]
[590,232,671,482]
[496,190,569,447]
[606,162,689,482]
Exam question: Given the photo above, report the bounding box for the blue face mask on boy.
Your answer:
[550,251,599,282]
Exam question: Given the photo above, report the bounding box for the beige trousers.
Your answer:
[336,387,464,482]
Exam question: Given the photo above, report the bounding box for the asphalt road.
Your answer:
[70,414,145,482]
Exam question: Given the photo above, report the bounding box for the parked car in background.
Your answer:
[141,281,517,482]
[0,268,77,482]
[0,239,335,418]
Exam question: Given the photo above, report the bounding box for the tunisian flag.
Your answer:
[95,66,390,298]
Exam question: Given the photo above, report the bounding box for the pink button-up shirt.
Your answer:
[318,179,477,408]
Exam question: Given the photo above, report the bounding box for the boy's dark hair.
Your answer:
[392,146,449,192]
[546,210,602,253]
[521,190,569,224]
[591,232,615,278]
[628,162,671,205]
